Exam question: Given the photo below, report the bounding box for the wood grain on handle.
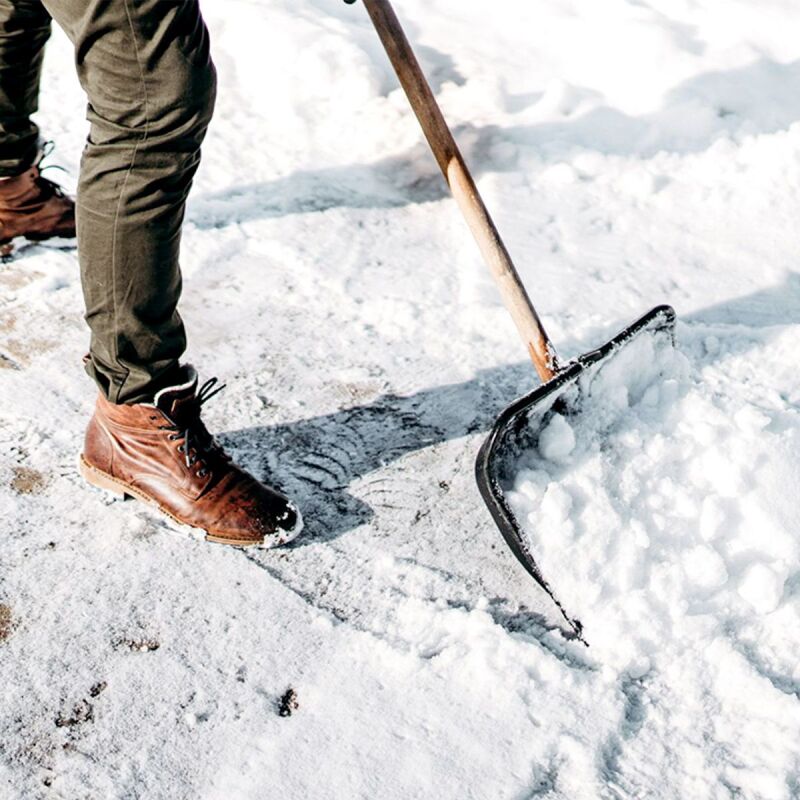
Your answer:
[361,0,559,382]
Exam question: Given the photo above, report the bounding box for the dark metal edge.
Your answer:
[475,304,677,643]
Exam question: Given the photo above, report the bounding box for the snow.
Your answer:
[508,327,800,794]
[537,414,576,464]
[2,0,800,798]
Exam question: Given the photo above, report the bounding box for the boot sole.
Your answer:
[78,454,303,549]
[0,233,76,259]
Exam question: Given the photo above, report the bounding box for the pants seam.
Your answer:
[108,0,151,403]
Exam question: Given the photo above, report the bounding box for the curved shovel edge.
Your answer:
[475,305,677,645]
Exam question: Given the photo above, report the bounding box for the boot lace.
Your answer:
[153,378,231,478]
[34,141,70,200]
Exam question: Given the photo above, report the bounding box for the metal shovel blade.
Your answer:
[475,305,677,643]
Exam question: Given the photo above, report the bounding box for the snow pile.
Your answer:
[508,324,800,795]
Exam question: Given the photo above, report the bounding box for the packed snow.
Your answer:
[508,327,800,796]
[2,0,800,798]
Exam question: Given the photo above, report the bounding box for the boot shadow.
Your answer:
[220,361,533,546]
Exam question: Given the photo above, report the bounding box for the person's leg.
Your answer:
[46,0,302,545]
[0,0,51,176]
[43,0,216,403]
[0,0,74,254]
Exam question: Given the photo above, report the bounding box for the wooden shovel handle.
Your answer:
[359,0,559,381]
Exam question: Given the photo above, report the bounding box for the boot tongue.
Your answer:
[153,365,198,421]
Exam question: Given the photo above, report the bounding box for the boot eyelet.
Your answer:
[177,444,185,453]
[168,433,179,441]
[198,469,208,477]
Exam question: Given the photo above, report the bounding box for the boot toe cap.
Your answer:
[208,489,304,548]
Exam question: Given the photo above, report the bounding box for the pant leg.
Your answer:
[42,0,217,403]
[0,0,51,176]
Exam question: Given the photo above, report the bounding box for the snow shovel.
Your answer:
[350,0,677,641]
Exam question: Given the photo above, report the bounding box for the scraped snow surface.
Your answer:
[2,1,800,798]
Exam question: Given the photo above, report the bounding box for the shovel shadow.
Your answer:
[219,278,796,549]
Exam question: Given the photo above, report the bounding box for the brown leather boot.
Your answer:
[0,158,76,257]
[79,366,303,548]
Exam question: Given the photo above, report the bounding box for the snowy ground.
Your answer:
[2,0,800,797]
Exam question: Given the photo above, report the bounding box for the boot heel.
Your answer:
[78,455,129,500]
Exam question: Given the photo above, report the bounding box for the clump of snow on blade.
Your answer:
[537,412,576,463]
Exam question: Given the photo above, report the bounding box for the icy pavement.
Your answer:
[2,0,800,798]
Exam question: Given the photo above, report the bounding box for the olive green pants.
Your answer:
[0,0,216,403]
